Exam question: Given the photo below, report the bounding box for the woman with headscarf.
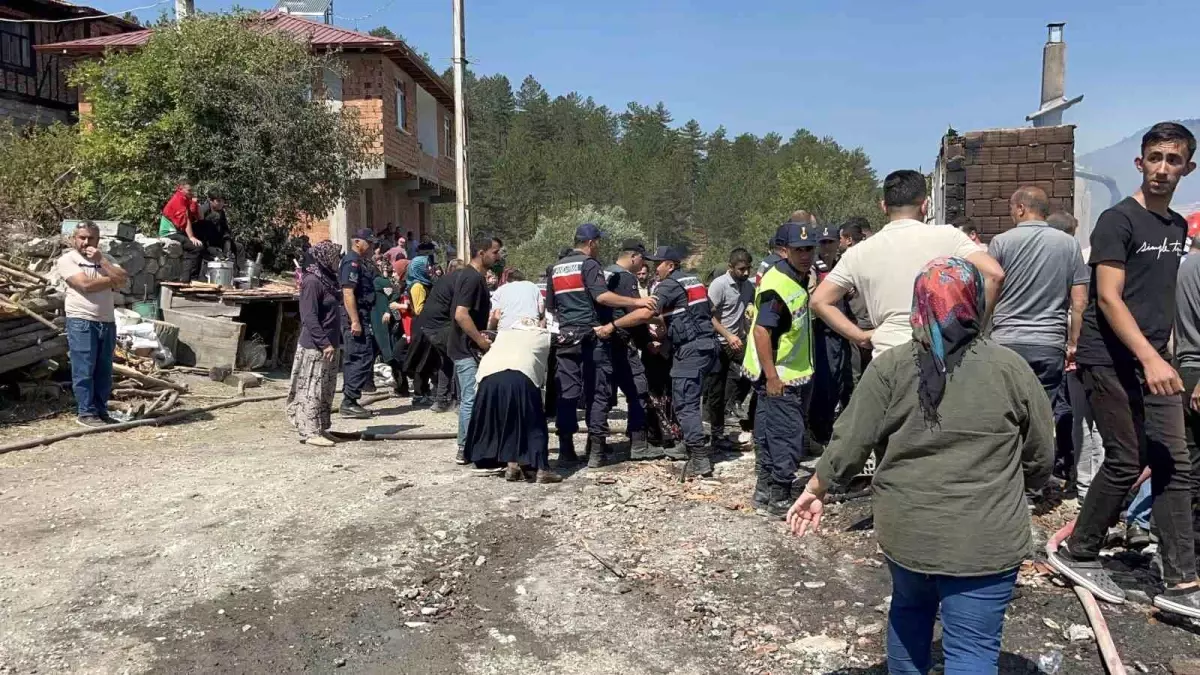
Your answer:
[784,257,1053,674]
[403,253,436,404]
[372,258,410,396]
[463,319,562,484]
[286,241,345,447]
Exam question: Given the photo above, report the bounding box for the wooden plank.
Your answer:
[160,292,243,318]
[0,335,68,375]
[269,302,284,369]
[161,308,245,369]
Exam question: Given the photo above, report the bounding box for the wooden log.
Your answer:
[0,327,59,355]
[0,335,68,375]
[0,256,48,283]
[112,363,189,393]
[0,297,60,330]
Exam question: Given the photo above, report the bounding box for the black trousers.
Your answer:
[1181,366,1200,538]
[754,380,809,486]
[611,339,648,432]
[164,231,205,283]
[341,326,377,403]
[1067,364,1196,585]
[555,336,612,438]
[809,326,851,445]
[704,343,744,437]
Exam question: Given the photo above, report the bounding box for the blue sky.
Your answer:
[109,0,1200,175]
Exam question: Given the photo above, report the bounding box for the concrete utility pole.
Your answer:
[175,0,194,21]
[452,0,471,262]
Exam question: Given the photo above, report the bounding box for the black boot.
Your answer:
[751,467,770,510]
[685,444,713,478]
[587,434,610,468]
[629,430,662,460]
[758,482,793,520]
[557,435,580,465]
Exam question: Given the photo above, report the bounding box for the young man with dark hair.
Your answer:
[812,169,1005,357]
[1048,121,1200,618]
[449,236,504,462]
[705,247,755,450]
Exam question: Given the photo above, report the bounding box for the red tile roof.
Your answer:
[35,11,452,105]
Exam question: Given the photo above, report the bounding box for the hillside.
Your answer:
[1077,119,1200,213]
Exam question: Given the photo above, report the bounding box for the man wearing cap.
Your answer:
[545,224,657,467]
[756,210,814,288]
[604,240,657,460]
[806,224,852,451]
[614,245,718,476]
[744,222,818,517]
[339,229,380,418]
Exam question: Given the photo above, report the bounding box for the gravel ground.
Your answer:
[1,374,1199,674]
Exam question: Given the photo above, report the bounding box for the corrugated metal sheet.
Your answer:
[35,11,452,103]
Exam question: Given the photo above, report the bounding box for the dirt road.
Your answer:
[1,376,1197,674]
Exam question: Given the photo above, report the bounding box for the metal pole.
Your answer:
[452,0,470,262]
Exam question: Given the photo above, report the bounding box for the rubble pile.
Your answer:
[0,253,66,376]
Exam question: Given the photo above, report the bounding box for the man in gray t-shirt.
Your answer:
[1176,250,1200,371]
[989,187,1089,400]
[705,248,754,441]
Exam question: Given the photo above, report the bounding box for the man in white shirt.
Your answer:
[56,221,129,427]
[811,169,1005,356]
[489,268,543,331]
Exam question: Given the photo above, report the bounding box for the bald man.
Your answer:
[989,187,1089,404]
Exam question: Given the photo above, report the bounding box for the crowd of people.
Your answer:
[278,121,1200,672]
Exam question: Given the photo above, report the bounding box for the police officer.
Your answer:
[603,240,656,460]
[615,246,718,477]
[339,229,380,418]
[744,221,817,518]
[806,224,852,451]
[544,224,656,467]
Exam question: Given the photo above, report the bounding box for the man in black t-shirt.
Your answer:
[604,240,655,460]
[448,236,504,463]
[419,266,459,413]
[1049,122,1200,619]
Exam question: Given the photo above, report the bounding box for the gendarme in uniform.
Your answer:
[339,230,379,411]
[644,245,717,476]
[604,240,652,458]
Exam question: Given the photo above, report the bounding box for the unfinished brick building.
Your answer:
[934,124,1075,243]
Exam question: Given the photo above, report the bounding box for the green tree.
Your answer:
[505,204,645,279]
[69,14,373,266]
[0,121,85,234]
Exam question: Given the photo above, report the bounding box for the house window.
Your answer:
[444,115,452,154]
[0,21,34,75]
[395,80,407,131]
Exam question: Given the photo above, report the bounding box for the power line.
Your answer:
[0,0,170,23]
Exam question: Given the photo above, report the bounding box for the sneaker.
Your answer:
[1046,544,1126,604]
[1153,586,1200,619]
[504,465,523,482]
[536,470,564,484]
[340,401,371,419]
[1125,524,1154,551]
[76,415,106,428]
[303,435,335,447]
[411,396,431,407]
[98,412,118,425]
[430,400,453,414]
[455,446,468,465]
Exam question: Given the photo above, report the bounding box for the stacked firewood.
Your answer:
[0,254,66,376]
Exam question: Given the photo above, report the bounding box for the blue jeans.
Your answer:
[887,560,1017,675]
[454,358,478,449]
[65,318,116,418]
[1126,479,1153,529]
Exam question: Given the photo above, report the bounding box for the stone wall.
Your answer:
[937,125,1075,242]
[12,233,185,308]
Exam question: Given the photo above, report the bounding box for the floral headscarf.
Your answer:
[307,241,343,293]
[909,256,985,426]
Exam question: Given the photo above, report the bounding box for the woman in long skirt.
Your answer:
[286,241,343,447]
[463,320,562,484]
